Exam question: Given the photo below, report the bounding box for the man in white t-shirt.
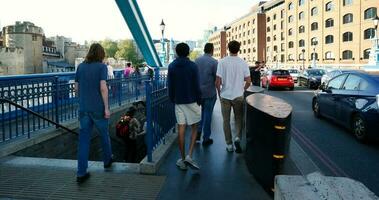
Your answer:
[215,40,251,153]
[106,62,115,79]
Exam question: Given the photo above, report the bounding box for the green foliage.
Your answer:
[189,50,202,61]
[101,39,118,58]
[96,39,144,65]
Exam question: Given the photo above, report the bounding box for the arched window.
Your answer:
[288,54,294,60]
[311,53,318,60]
[343,13,353,24]
[267,27,271,32]
[343,0,352,6]
[311,22,318,31]
[325,18,334,27]
[325,1,333,11]
[299,39,305,47]
[288,15,294,23]
[289,41,294,48]
[299,53,304,60]
[299,25,305,33]
[364,28,375,39]
[325,35,334,44]
[364,8,377,20]
[299,0,305,6]
[311,7,318,16]
[342,50,353,59]
[299,12,305,20]
[325,51,334,59]
[311,37,318,45]
[288,28,293,35]
[288,2,294,10]
[363,49,370,59]
[267,17,271,22]
[343,32,353,42]
[267,37,271,42]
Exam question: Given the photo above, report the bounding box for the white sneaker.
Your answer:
[184,155,200,170]
[176,159,188,170]
[226,144,234,152]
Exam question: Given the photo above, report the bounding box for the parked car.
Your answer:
[312,71,379,142]
[288,69,300,83]
[298,69,326,89]
[321,69,357,88]
[261,69,294,90]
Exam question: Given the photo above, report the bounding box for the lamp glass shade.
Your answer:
[160,20,166,32]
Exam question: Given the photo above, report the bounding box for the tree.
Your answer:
[101,39,118,58]
[189,50,202,61]
[115,39,143,65]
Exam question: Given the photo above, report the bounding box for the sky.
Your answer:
[0,0,259,44]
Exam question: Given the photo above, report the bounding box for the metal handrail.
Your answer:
[0,98,78,135]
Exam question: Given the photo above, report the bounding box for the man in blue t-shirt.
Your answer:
[75,43,113,183]
[168,43,201,171]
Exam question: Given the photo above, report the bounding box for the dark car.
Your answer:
[298,69,325,89]
[312,71,379,142]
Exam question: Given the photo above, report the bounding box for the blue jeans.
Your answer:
[198,96,217,140]
[77,111,113,177]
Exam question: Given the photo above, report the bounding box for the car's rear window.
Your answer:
[308,70,325,76]
[288,69,298,73]
[272,70,290,75]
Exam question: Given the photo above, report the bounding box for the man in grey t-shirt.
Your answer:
[195,43,218,146]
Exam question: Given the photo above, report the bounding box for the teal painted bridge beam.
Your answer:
[115,0,162,67]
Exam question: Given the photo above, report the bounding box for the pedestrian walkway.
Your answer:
[157,99,299,200]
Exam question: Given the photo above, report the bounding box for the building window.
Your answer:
[325,35,334,44]
[299,39,305,47]
[311,7,318,16]
[288,15,294,23]
[281,32,285,40]
[281,10,285,18]
[311,22,318,31]
[299,25,305,33]
[325,51,334,59]
[274,14,277,20]
[253,29,255,34]
[281,21,284,29]
[32,34,37,41]
[342,50,353,59]
[325,1,333,11]
[343,0,352,6]
[274,35,277,41]
[325,18,334,27]
[364,8,377,20]
[311,53,318,60]
[267,27,271,32]
[311,37,318,45]
[288,2,294,10]
[343,13,353,24]
[288,28,293,35]
[299,0,305,6]
[274,45,278,51]
[299,12,305,20]
[288,54,294,60]
[299,53,304,60]
[267,17,271,22]
[274,25,277,30]
[364,28,375,39]
[363,49,370,59]
[289,41,294,48]
[281,43,285,51]
[267,37,271,42]
[343,32,353,42]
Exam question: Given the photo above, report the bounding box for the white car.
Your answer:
[288,69,300,83]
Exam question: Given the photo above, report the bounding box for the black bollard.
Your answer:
[244,93,292,193]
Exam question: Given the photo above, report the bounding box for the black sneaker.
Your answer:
[202,138,213,146]
[234,141,242,153]
[104,157,114,169]
[196,132,202,141]
[76,172,90,183]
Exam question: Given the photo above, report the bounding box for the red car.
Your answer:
[261,69,294,90]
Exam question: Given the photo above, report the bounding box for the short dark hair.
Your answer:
[85,43,105,63]
[228,40,241,54]
[204,43,214,54]
[127,63,131,67]
[176,43,190,57]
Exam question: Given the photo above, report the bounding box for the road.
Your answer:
[265,86,379,196]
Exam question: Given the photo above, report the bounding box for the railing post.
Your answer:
[54,76,59,128]
[118,78,122,106]
[154,67,160,88]
[145,80,153,162]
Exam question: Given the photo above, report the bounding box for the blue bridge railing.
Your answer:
[145,69,176,162]
[0,71,149,144]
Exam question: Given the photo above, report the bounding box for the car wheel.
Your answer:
[352,115,368,142]
[312,99,321,118]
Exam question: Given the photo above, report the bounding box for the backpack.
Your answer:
[116,116,130,138]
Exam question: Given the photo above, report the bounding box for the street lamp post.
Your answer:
[160,19,166,67]
[301,49,305,70]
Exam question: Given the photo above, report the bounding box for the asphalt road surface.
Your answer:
[265,85,379,196]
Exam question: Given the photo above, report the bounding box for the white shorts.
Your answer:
[175,103,201,125]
